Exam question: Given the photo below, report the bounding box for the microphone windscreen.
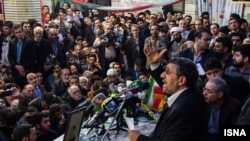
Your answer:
[91,93,106,107]
[142,81,150,90]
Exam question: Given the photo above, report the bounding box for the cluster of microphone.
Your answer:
[76,80,150,128]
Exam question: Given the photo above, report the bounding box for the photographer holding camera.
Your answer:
[93,23,121,78]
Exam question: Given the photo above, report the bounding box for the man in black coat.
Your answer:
[8,24,36,88]
[203,77,242,141]
[128,45,208,141]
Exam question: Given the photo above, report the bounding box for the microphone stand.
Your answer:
[101,100,126,141]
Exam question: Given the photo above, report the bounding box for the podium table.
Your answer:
[54,120,156,141]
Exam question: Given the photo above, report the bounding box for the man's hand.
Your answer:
[44,65,53,71]
[128,130,141,141]
[144,41,167,65]
[15,65,26,76]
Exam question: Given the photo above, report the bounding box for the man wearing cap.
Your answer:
[168,27,187,58]
[103,68,124,87]
[178,19,190,39]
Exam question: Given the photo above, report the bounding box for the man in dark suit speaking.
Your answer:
[128,42,208,141]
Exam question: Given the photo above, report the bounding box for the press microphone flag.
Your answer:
[122,80,149,97]
[91,93,107,108]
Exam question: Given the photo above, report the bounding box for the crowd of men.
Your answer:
[0,2,250,141]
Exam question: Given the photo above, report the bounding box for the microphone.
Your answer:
[85,93,107,115]
[91,93,107,108]
[109,83,126,94]
[83,93,107,127]
[83,81,149,128]
[121,80,149,98]
[74,98,91,109]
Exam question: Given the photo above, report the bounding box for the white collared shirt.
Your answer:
[167,88,188,107]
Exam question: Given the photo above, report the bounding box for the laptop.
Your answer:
[62,106,86,141]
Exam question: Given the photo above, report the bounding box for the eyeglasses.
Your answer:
[163,69,177,75]
[203,87,217,94]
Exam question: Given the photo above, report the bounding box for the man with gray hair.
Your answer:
[203,77,241,141]
[33,26,54,91]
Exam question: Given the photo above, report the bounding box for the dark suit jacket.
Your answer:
[237,95,250,125]
[179,48,218,65]
[85,25,96,46]
[37,84,47,94]
[34,38,54,75]
[49,40,67,68]
[138,66,208,141]
[51,79,68,97]
[207,96,241,126]
[125,36,146,68]
[8,37,36,77]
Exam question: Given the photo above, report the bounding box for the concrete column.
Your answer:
[184,0,199,23]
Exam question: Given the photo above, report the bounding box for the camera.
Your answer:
[44,54,56,66]
[104,33,116,46]
[0,89,12,98]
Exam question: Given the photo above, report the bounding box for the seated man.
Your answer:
[22,84,36,102]
[26,73,47,97]
[203,77,241,141]
[64,85,87,111]
[205,58,249,102]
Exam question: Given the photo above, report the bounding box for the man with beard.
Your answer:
[229,31,245,52]
[32,112,58,141]
[51,68,70,97]
[168,27,187,58]
[213,36,234,71]
[64,85,87,111]
[33,26,54,91]
[225,44,250,82]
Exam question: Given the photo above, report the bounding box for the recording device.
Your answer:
[44,54,56,66]
[109,83,126,94]
[84,93,107,128]
[0,88,14,98]
[121,80,149,97]
[83,80,149,128]
[74,98,92,110]
[101,33,116,47]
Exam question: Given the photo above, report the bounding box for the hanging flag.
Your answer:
[54,0,184,12]
[142,75,166,111]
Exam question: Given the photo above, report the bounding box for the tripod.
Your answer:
[101,100,127,141]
